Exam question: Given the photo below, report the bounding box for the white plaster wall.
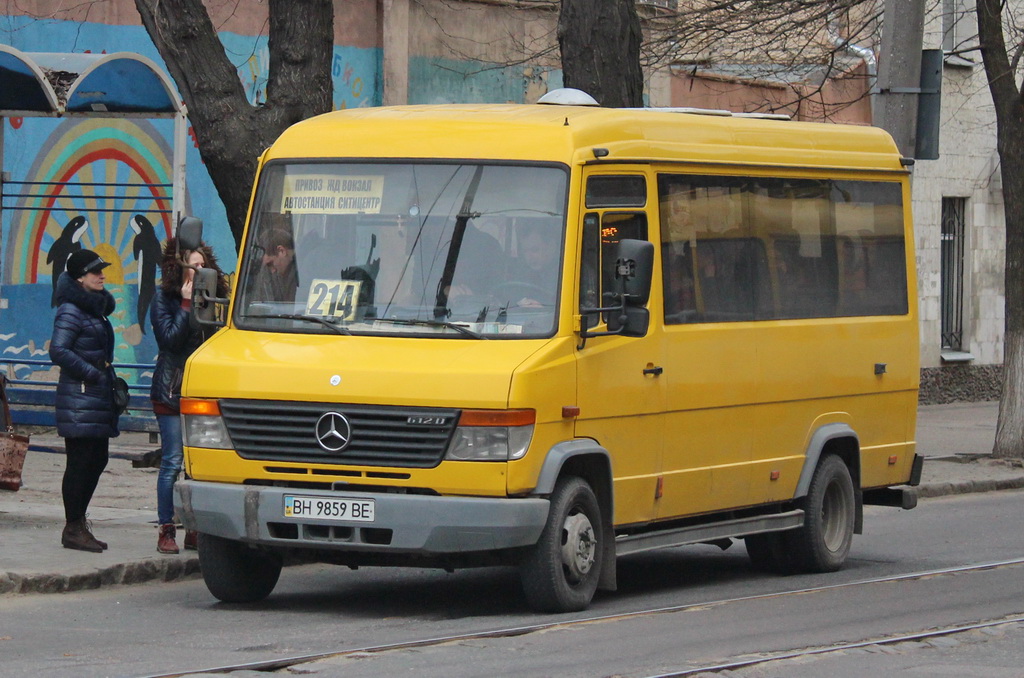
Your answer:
[912,1,1006,368]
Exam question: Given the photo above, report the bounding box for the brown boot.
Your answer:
[157,524,179,554]
[62,519,104,553]
[183,529,198,551]
[83,517,108,550]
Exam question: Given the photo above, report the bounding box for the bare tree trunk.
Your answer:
[997,330,1024,458]
[558,0,643,107]
[134,0,334,249]
[977,0,1024,460]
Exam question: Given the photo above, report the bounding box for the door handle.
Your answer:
[643,366,663,376]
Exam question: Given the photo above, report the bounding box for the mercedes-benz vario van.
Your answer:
[176,91,922,613]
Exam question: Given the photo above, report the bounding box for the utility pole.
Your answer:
[875,0,926,157]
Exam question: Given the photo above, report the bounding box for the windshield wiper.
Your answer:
[248,313,352,335]
[373,317,485,339]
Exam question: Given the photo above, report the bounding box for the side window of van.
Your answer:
[600,212,648,303]
[586,176,646,208]
[581,175,650,325]
[659,174,907,323]
[579,211,648,326]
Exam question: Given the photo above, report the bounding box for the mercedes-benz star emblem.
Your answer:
[315,412,352,452]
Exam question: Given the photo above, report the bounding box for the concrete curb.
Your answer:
[918,477,1024,498]
[0,554,200,595]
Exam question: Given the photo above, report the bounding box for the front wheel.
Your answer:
[787,454,856,573]
[519,476,603,613]
[198,533,282,603]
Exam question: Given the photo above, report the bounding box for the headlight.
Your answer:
[183,415,232,449]
[444,409,535,461]
[180,398,233,450]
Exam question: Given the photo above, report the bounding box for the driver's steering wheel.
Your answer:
[493,281,551,306]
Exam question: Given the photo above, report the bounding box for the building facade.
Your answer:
[913,1,1005,402]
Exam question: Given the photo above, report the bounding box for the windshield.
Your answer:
[234,162,568,338]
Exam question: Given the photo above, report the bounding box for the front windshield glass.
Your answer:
[235,162,568,338]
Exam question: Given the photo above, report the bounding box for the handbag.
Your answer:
[112,376,131,415]
[1,375,29,491]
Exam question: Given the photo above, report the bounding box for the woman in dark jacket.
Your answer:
[49,249,120,553]
[150,238,228,554]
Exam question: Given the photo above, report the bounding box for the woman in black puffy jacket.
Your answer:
[49,249,119,553]
[150,238,228,554]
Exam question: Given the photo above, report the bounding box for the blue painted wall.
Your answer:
[408,56,560,104]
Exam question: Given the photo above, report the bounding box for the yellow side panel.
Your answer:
[657,315,919,518]
[658,408,751,518]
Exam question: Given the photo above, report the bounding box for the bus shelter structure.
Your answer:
[0,44,188,238]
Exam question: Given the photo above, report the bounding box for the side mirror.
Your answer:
[615,238,654,305]
[190,266,228,329]
[177,216,204,252]
[579,238,653,347]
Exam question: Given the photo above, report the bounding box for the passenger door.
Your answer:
[656,174,758,519]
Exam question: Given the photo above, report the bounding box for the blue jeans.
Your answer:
[156,414,183,525]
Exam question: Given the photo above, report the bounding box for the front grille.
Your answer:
[220,400,459,468]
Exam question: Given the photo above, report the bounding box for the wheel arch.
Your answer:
[530,439,617,591]
[795,423,863,534]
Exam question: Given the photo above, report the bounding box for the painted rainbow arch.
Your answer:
[7,118,174,285]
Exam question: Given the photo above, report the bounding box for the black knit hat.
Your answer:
[66,250,111,279]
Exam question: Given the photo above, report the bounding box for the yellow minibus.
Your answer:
[177,90,922,612]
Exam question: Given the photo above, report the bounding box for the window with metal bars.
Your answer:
[940,197,966,351]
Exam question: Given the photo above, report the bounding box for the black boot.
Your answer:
[62,518,104,553]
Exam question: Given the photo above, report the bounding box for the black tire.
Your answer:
[198,533,282,603]
[520,476,603,613]
[787,454,856,573]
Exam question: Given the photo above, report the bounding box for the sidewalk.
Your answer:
[0,432,201,595]
[2,402,1023,596]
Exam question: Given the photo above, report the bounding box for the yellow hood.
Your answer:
[183,329,551,409]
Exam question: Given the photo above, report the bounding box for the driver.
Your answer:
[506,226,559,307]
[253,227,298,303]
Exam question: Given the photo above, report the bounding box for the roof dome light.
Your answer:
[537,88,600,106]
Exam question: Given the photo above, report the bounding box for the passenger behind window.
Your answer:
[663,243,696,323]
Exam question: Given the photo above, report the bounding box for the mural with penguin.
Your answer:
[46,216,88,306]
[130,214,162,334]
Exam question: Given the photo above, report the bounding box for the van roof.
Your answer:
[266,103,905,173]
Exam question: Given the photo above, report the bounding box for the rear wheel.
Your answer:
[787,454,855,573]
[520,476,603,613]
[198,533,282,603]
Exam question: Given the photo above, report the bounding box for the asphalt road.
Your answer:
[1,490,1022,678]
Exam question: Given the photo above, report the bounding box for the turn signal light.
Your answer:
[180,398,221,416]
[458,409,535,427]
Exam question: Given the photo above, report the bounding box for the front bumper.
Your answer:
[174,480,549,554]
